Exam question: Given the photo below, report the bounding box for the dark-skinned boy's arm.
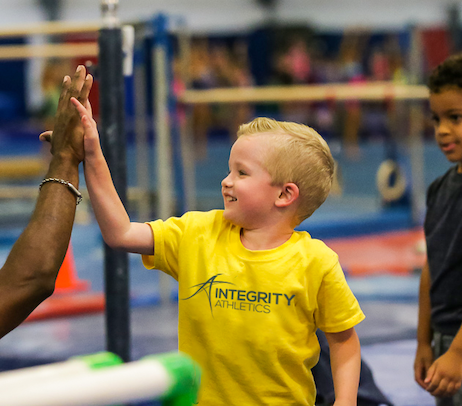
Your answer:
[414,260,434,389]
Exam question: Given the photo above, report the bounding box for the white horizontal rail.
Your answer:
[0,352,200,406]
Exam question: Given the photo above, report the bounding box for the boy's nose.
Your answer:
[221,174,232,188]
[436,121,450,136]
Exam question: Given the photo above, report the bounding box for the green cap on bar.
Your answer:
[71,352,123,370]
[144,352,201,406]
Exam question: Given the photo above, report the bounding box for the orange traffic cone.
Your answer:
[26,243,103,322]
[54,243,89,294]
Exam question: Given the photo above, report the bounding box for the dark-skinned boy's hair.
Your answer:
[428,53,462,93]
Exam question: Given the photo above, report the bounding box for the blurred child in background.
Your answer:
[414,53,462,406]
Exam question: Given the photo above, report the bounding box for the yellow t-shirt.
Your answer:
[142,210,364,406]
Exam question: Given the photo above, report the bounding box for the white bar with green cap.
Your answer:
[0,351,200,406]
[0,352,122,390]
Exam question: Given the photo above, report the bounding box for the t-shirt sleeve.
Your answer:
[314,260,365,333]
[141,215,188,280]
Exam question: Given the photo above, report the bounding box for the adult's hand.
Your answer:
[0,65,93,339]
[41,65,93,164]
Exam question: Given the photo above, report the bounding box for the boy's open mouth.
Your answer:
[440,142,457,153]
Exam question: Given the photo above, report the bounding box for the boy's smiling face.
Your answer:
[221,134,282,228]
[430,86,462,172]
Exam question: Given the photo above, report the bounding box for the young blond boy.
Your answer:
[414,54,462,406]
[71,96,365,405]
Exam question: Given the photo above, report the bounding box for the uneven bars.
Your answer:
[178,83,429,104]
[0,42,98,60]
[0,186,146,201]
[0,21,100,38]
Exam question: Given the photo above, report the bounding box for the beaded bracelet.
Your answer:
[39,178,82,205]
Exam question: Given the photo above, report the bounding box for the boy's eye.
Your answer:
[450,114,462,123]
[431,115,439,124]
[238,170,247,176]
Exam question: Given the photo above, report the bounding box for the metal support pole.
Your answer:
[99,0,130,362]
[407,26,426,224]
[152,14,173,303]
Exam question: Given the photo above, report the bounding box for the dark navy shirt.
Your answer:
[425,166,462,335]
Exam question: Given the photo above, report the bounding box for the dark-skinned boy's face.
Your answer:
[430,86,462,172]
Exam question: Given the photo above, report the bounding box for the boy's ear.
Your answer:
[275,183,299,208]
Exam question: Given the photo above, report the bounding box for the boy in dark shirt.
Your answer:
[414,54,462,406]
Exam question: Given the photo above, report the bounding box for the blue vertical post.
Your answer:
[98,0,130,362]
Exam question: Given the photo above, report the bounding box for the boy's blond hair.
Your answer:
[237,117,334,223]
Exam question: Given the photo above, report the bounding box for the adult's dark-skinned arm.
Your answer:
[0,65,92,339]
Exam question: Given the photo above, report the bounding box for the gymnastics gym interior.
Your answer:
[0,0,459,405]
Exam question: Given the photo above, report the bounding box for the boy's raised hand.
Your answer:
[70,96,102,161]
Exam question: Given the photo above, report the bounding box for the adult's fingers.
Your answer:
[65,65,87,103]
[57,75,71,111]
[78,74,93,105]
[54,66,86,119]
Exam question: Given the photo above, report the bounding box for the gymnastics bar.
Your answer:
[0,186,146,202]
[178,80,429,225]
[0,352,121,390]
[0,21,100,38]
[0,352,200,406]
[0,157,46,179]
[0,42,98,60]
[178,82,429,104]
